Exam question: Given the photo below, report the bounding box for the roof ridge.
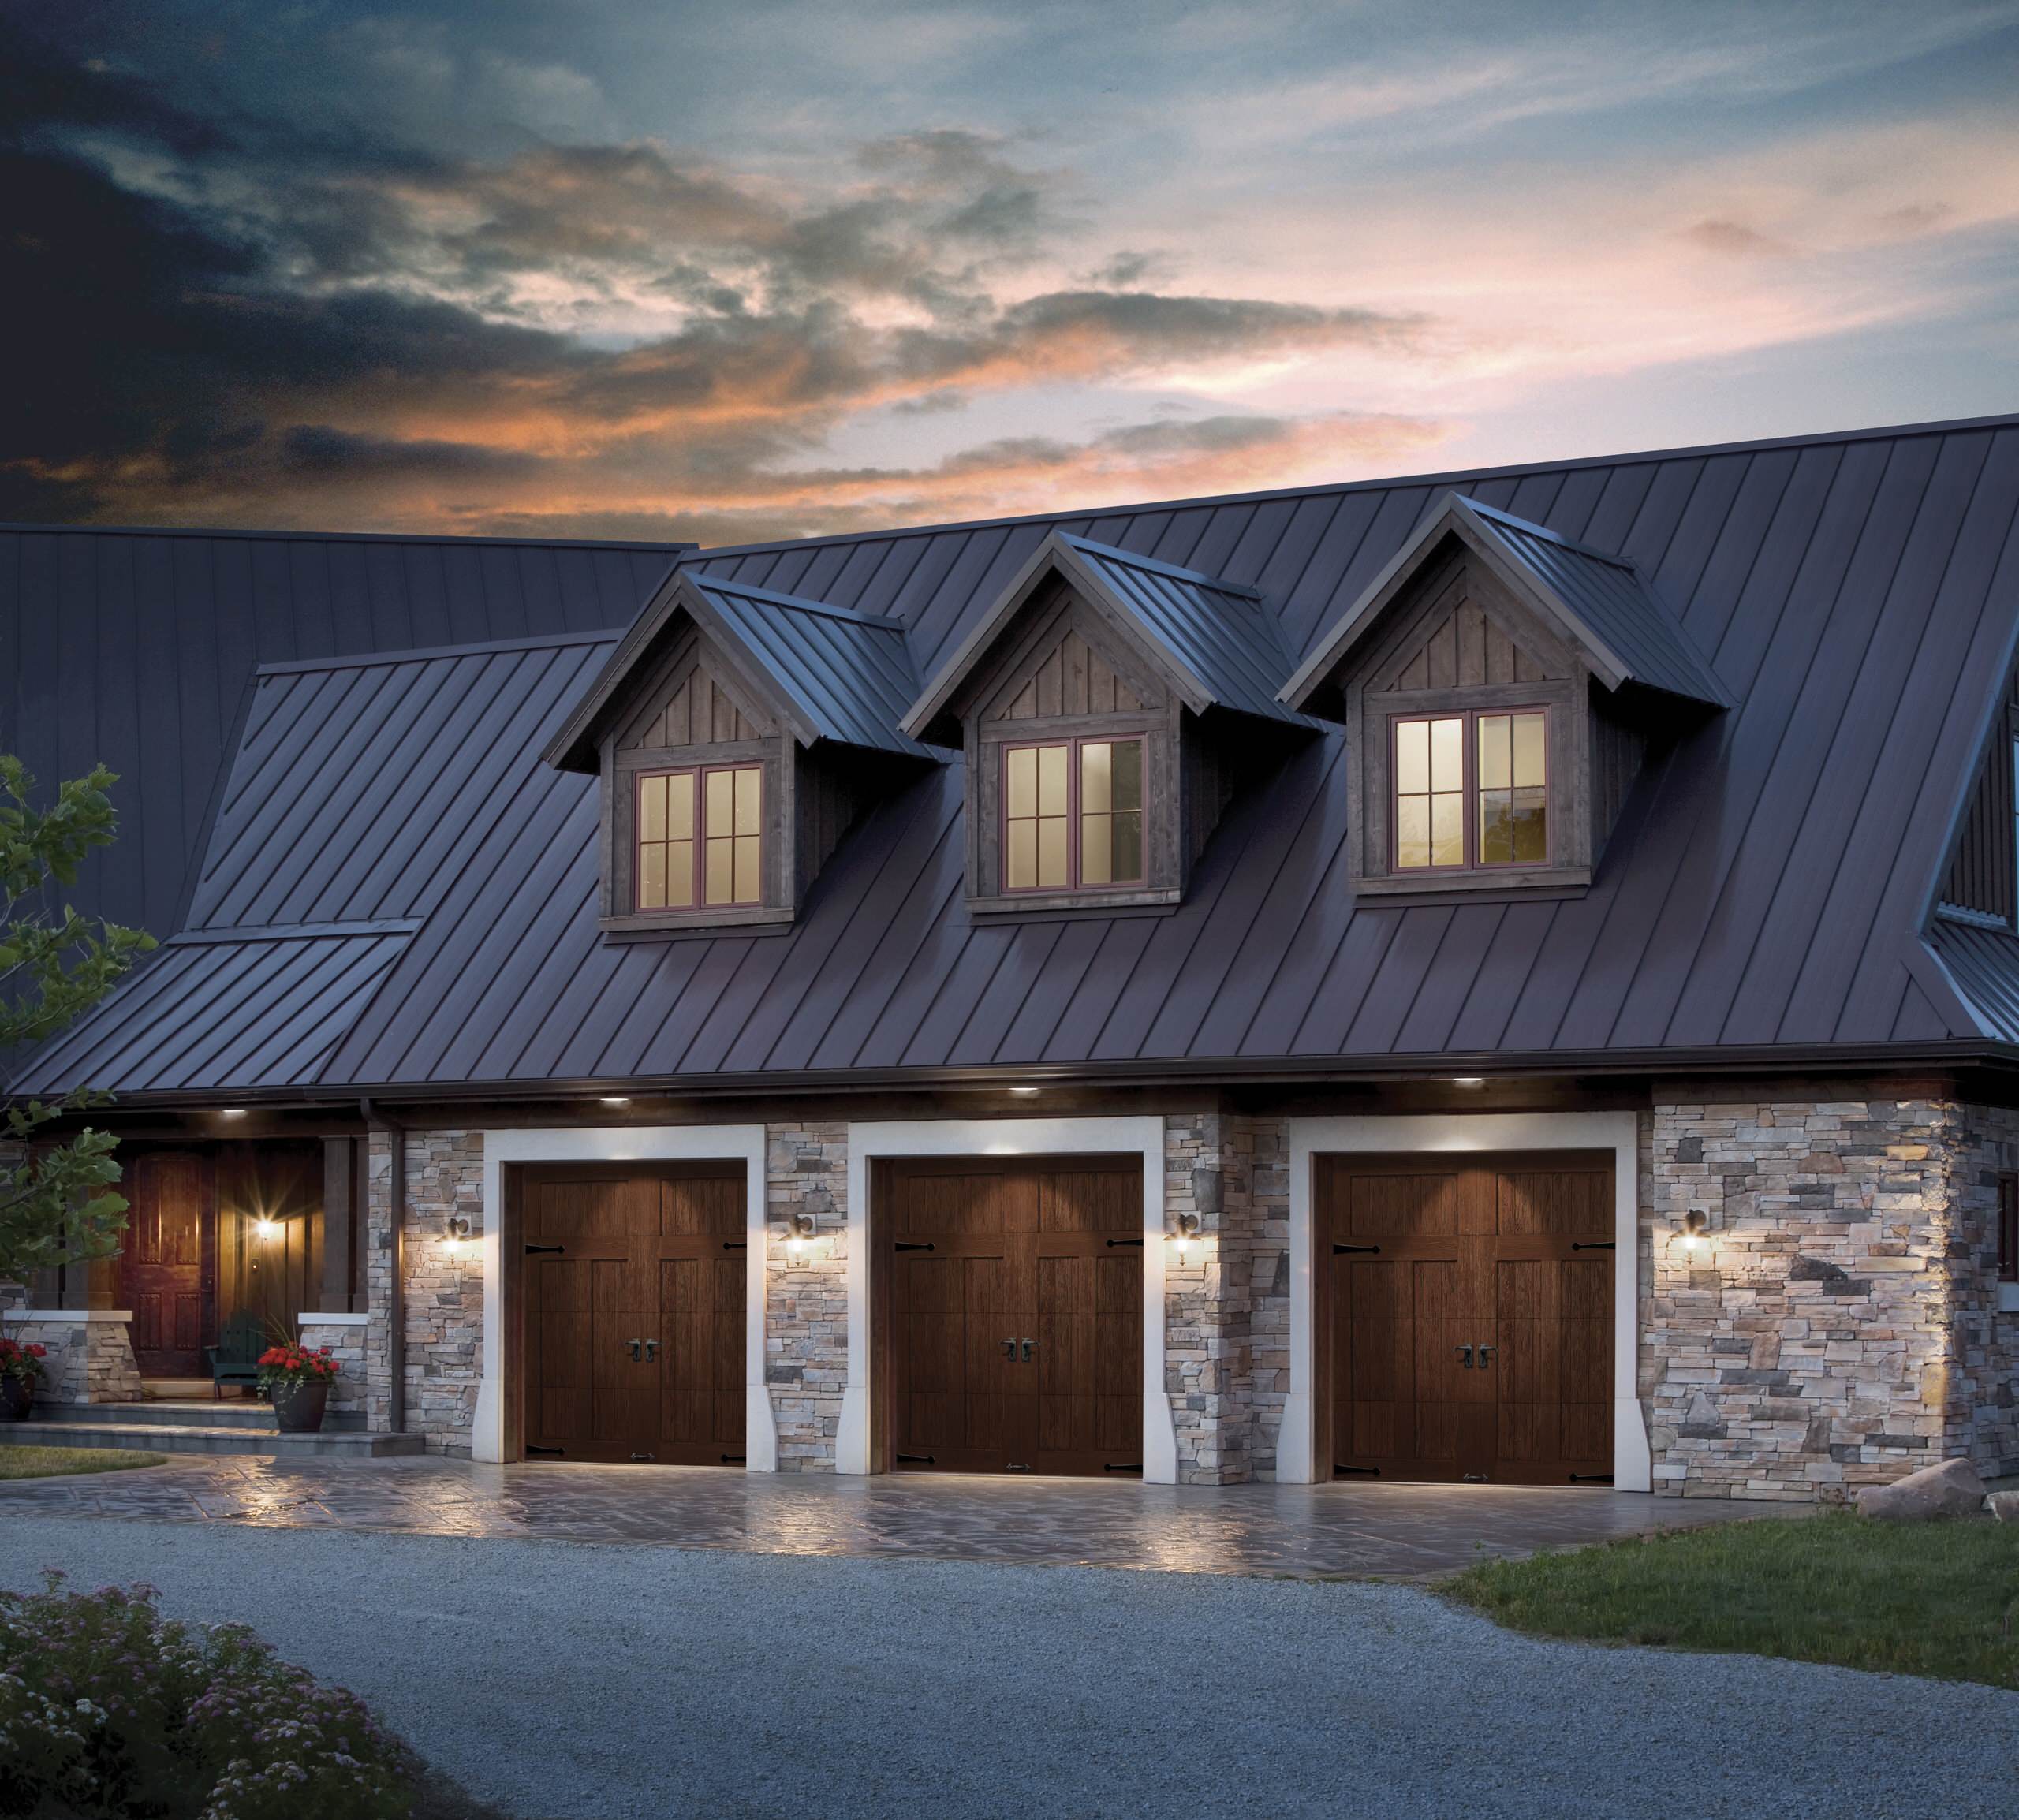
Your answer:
[683,570,907,629]
[253,628,617,678]
[0,521,695,554]
[672,408,2019,562]
[1056,531,1264,599]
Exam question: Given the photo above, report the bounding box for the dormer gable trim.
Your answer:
[902,530,1318,748]
[1280,491,1733,719]
[544,568,927,774]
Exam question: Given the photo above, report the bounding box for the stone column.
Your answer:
[764,1122,847,1470]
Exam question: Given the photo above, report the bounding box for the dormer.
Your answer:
[545,570,931,936]
[904,531,1319,916]
[1282,492,1730,900]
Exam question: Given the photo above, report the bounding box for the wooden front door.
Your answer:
[121,1152,215,1377]
[520,1165,745,1465]
[883,1155,1142,1476]
[1319,1151,1614,1486]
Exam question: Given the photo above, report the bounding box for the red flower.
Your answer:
[26,1344,45,1359]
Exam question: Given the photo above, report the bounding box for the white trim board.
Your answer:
[472,1124,774,1470]
[1282,1112,1651,1493]
[841,1117,1177,1482]
[1,1309,134,1323]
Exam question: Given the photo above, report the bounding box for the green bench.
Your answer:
[203,1312,270,1400]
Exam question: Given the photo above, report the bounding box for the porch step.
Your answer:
[0,1419,423,1459]
[38,1399,364,1434]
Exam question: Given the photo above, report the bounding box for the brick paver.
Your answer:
[0,1456,1774,1577]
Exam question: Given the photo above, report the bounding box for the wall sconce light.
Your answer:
[786,1211,815,1259]
[1678,1209,1708,1255]
[445,1215,472,1254]
[252,1215,279,1240]
[1171,1212,1201,1260]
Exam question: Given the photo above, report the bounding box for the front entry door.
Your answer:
[883,1156,1142,1476]
[121,1152,215,1377]
[521,1165,745,1464]
[1319,1151,1613,1485]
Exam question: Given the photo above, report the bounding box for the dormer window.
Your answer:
[1004,737,1144,891]
[544,570,931,938]
[902,531,1317,919]
[1281,492,1727,901]
[635,764,763,912]
[1392,709,1547,872]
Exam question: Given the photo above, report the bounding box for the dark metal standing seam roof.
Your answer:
[13,413,2019,1100]
[0,525,688,937]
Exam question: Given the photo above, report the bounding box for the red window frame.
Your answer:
[633,763,763,912]
[1388,706,1551,874]
[998,735,1146,893]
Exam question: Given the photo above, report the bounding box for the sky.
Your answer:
[6,0,2019,547]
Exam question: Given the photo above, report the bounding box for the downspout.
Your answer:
[360,1098,405,1434]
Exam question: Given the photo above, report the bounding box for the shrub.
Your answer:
[0,1574,418,1819]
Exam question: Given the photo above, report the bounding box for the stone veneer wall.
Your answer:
[1947,1102,2019,1478]
[364,1128,483,1454]
[297,1318,368,1420]
[1162,1114,1290,1483]
[1644,1097,2019,1501]
[763,1123,848,1470]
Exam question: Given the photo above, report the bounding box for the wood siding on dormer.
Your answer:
[1942,659,2019,923]
[995,625,1146,721]
[624,657,759,748]
[1382,589,1554,692]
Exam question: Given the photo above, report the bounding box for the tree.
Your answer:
[1,757,155,1285]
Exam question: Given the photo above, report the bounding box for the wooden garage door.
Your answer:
[1318,1151,1613,1486]
[521,1164,745,1465]
[883,1155,1142,1476]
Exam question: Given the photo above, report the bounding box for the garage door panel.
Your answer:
[1346,1169,1458,1238]
[1498,1169,1610,1238]
[661,1174,743,1240]
[1041,1166,1138,1233]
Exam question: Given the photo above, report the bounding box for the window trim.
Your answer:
[998,733,1147,895]
[1998,1171,2018,1284]
[633,760,763,913]
[1387,704,1551,876]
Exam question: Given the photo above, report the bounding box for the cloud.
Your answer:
[1681,218,1796,259]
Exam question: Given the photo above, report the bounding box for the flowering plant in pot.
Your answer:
[256,1342,340,1433]
[0,1336,50,1420]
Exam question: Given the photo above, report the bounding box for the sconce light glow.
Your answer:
[1679,1208,1709,1255]
[786,1211,815,1259]
[252,1216,278,1240]
[1172,1211,1201,1261]
[444,1216,472,1254]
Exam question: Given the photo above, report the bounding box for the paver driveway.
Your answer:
[0,1453,1771,1576]
[0,1514,2010,1820]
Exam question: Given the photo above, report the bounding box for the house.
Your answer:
[6,411,2019,1498]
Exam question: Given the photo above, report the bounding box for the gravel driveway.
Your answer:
[2,1519,2011,1819]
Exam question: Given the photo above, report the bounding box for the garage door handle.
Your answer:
[1476,1344,1494,1368]
[1456,1343,1473,1369]
[644,1339,659,1362]
[1002,1338,1017,1359]
[626,1337,642,1361]
[1020,1337,1035,1363]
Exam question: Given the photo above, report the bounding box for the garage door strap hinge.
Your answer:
[1332,1243,1380,1254]
[894,1240,935,1252]
[1334,1464,1379,1475]
[896,1451,935,1464]
[1103,1462,1144,1473]
[1570,1240,1615,1251]
[1105,1236,1144,1248]
[722,1240,747,1250]
[524,1244,565,1255]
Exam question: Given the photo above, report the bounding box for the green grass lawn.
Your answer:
[1446,1512,2019,1689]
[0,1445,168,1480]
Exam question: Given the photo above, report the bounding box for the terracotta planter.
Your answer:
[0,1377,33,1423]
[269,1379,329,1434]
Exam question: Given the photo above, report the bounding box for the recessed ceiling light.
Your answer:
[599,1096,632,1106]
[1451,1077,1486,1088]
[1007,1086,1041,1097]
[219,1108,248,1118]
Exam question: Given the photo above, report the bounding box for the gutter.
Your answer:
[360,1097,405,1436]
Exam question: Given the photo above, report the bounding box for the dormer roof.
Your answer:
[545,568,930,773]
[903,529,1321,746]
[1281,491,1733,716]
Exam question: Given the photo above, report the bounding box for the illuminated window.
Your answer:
[1393,709,1547,871]
[1004,738,1144,891]
[636,765,762,911]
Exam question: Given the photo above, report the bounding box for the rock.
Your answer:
[1987,1490,2019,1523]
[1854,1457,1987,1521]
